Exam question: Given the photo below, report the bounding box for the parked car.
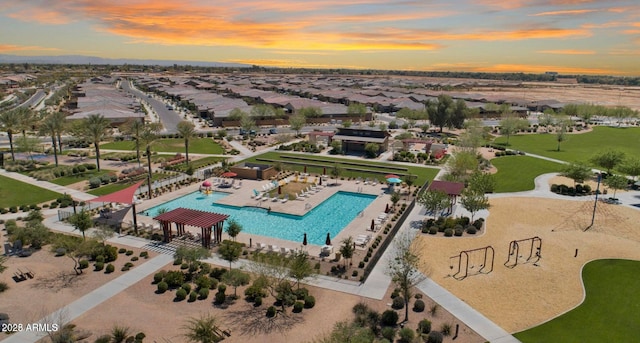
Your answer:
[269,128,278,134]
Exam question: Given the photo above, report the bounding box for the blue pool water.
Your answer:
[145,191,376,245]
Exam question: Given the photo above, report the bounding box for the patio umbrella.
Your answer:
[370,219,375,231]
[386,177,402,184]
[325,232,331,246]
[319,177,322,186]
[304,165,307,173]
[221,171,237,178]
[278,185,282,194]
[385,174,400,179]
[303,233,308,246]
[323,167,326,175]
[385,203,389,213]
[202,180,212,187]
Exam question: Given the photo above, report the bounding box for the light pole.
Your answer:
[586,173,602,231]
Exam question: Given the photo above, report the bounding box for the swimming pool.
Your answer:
[145,191,377,245]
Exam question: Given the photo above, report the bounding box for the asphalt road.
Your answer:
[120,80,183,133]
[18,89,46,109]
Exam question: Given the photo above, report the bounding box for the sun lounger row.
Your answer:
[355,234,372,247]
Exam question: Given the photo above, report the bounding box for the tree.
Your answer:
[222,269,251,298]
[218,240,241,270]
[450,99,468,129]
[299,106,323,119]
[590,150,625,174]
[174,246,211,277]
[378,122,387,131]
[79,114,111,171]
[561,162,592,186]
[249,253,293,312]
[467,171,496,194]
[342,120,352,128]
[0,108,21,160]
[68,209,93,240]
[39,112,66,166]
[250,104,276,118]
[51,235,93,275]
[15,135,41,160]
[121,118,146,167]
[225,219,242,241]
[620,158,640,181]
[289,113,306,136]
[138,122,163,199]
[386,232,426,323]
[347,103,367,123]
[427,94,453,132]
[364,142,379,158]
[604,174,628,199]
[182,314,224,343]
[330,163,342,185]
[390,191,401,211]
[538,112,555,131]
[417,190,450,218]
[0,256,7,274]
[556,125,566,151]
[460,189,490,221]
[289,250,313,289]
[176,121,196,166]
[239,112,256,135]
[339,236,355,269]
[499,114,528,146]
[444,150,478,183]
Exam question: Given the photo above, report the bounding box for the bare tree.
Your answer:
[386,232,427,323]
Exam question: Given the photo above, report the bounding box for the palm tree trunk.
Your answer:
[135,138,141,168]
[94,142,101,170]
[51,135,59,166]
[146,147,153,199]
[185,140,190,166]
[8,132,15,160]
[57,132,63,154]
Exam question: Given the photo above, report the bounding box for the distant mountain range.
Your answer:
[0,54,251,68]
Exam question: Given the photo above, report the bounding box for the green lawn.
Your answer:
[492,156,564,193]
[494,126,640,165]
[514,259,640,343]
[86,173,167,196]
[50,169,115,186]
[0,175,62,208]
[101,138,224,154]
[242,152,440,187]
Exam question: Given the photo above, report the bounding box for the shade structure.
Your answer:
[325,232,331,246]
[385,174,400,179]
[221,171,237,178]
[386,177,402,184]
[202,180,212,187]
[154,208,229,248]
[88,181,144,205]
[303,233,308,246]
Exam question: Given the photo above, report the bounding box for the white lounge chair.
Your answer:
[268,244,278,252]
[295,193,305,201]
[280,195,289,203]
[256,243,267,250]
[271,195,279,202]
[280,247,289,255]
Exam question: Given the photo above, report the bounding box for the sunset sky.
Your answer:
[1,0,639,75]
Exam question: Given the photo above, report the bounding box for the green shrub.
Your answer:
[392,296,404,309]
[466,226,477,234]
[454,228,463,236]
[198,288,209,300]
[294,288,309,300]
[381,327,396,341]
[131,256,139,261]
[182,283,192,293]
[266,306,276,318]
[78,260,89,269]
[358,261,365,268]
[118,248,127,254]
[304,295,315,309]
[417,319,431,334]
[175,288,187,301]
[164,271,185,288]
[217,284,227,293]
[398,328,415,343]
[215,291,226,304]
[125,250,134,256]
[440,323,452,336]
[0,282,9,293]
[180,263,189,270]
[254,296,263,306]
[427,331,443,343]
[413,299,425,312]
[293,301,304,313]
[157,281,168,293]
[444,228,453,237]
[95,255,105,263]
[380,310,398,326]
[153,272,165,284]
[105,263,115,273]
[94,262,104,271]
[195,275,211,290]
[173,258,182,265]
[89,177,101,188]
[140,251,149,259]
[188,291,198,302]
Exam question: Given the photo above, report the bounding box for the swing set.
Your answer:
[504,236,542,268]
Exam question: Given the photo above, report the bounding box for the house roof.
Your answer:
[428,180,465,196]
[332,135,387,143]
[154,208,229,229]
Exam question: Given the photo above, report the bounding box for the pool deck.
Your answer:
[132,177,398,258]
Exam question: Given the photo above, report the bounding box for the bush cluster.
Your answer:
[550,183,592,196]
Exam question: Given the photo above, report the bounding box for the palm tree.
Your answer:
[176,120,196,166]
[50,111,67,155]
[81,114,111,171]
[121,118,145,167]
[0,108,21,160]
[39,114,63,166]
[182,314,224,343]
[139,122,162,199]
[15,107,35,138]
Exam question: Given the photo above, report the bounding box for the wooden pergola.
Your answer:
[428,180,465,212]
[153,208,229,248]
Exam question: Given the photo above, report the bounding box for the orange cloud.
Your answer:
[473,63,617,75]
[531,9,596,16]
[228,58,362,69]
[537,49,596,55]
[0,44,60,52]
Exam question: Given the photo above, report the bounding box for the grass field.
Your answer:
[86,173,167,196]
[493,127,640,166]
[101,138,224,154]
[242,152,440,187]
[49,169,115,186]
[514,259,640,343]
[491,156,564,193]
[0,175,62,208]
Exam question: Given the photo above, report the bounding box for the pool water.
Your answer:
[145,191,376,245]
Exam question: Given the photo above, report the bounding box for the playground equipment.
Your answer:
[449,245,494,280]
[504,236,542,268]
[200,180,213,195]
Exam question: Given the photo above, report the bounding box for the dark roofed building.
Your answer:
[332,127,390,155]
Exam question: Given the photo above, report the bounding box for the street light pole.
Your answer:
[587,173,602,231]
